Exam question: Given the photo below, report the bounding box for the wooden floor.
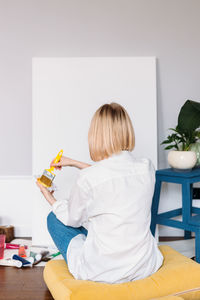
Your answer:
[0,236,188,300]
[0,266,53,300]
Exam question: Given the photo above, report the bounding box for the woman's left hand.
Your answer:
[36,180,50,194]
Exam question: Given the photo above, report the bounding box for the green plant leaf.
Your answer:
[164,145,177,150]
[169,127,182,134]
[178,100,200,134]
[160,140,171,145]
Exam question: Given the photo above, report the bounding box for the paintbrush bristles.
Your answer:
[39,169,55,187]
[39,175,52,187]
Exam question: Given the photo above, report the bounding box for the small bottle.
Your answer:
[0,235,6,259]
[18,244,27,258]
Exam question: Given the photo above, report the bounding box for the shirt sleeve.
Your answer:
[52,178,89,227]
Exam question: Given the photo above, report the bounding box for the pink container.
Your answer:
[0,234,6,259]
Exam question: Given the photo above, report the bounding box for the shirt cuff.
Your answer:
[52,200,61,213]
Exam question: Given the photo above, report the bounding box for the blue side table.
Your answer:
[150,167,200,262]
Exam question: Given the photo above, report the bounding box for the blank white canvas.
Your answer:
[32,57,157,245]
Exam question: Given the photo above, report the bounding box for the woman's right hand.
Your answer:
[50,156,74,170]
[50,156,91,170]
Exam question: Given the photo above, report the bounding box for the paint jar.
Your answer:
[0,235,6,259]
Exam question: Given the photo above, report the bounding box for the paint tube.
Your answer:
[30,251,42,262]
[12,254,32,267]
[5,243,28,250]
[0,259,22,268]
[26,256,34,264]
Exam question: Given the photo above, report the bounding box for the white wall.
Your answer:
[1,0,200,236]
[32,57,157,245]
[0,177,34,237]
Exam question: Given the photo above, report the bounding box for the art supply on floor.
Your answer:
[26,256,34,264]
[30,251,42,262]
[33,250,50,266]
[49,251,61,258]
[0,226,14,242]
[0,258,22,268]
[34,251,61,265]
[12,254,32,267]
[5,243,28,250]
[0,234,6,259]
[18,244,27,257]
[38,149,63,188]
[41,250,49,258]
[2,238,61,267]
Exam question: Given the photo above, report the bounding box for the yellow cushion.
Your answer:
[153,297,184,300]
[43,245,200,300]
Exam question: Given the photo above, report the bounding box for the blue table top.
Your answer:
[156,167,200,178]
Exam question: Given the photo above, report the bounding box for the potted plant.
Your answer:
[161,100,200,170]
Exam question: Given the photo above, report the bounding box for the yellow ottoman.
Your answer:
[43,246,200,300]
[154,297,184,300]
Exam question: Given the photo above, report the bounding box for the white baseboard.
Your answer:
[14,225,32,237]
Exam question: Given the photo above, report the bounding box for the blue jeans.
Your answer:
[47,212,88,264]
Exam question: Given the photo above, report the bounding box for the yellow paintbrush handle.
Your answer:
[49,149,63,172]
[54,149,63,164]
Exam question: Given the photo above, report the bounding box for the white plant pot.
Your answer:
[168,150,197,171]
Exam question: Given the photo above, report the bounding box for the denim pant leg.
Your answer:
[47,212,88,264]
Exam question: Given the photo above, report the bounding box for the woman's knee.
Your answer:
[47,211,56,232]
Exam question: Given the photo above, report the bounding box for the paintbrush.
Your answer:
[38,150,63,188]
[33,250,50,265]
[32,251,61,266]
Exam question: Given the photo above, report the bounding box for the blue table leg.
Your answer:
[182,181,192,239]
[151,179,162,236]
[184,230,192,239]
[195,229,200,263]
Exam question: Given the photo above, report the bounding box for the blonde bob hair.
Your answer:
[88,103,135,161]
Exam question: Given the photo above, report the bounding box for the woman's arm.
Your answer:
[50,156,91,170]
[36,180,56,206]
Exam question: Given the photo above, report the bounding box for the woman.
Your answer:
[36,102,163,284]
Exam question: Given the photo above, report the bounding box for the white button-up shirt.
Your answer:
[52,151,163,283]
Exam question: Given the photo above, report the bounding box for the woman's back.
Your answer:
[66,151,163,283]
